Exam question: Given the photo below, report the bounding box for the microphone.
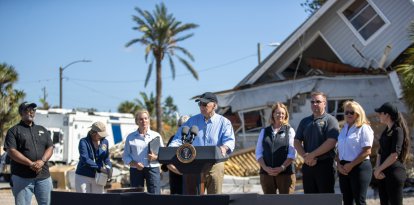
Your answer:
[189,125,199,144]
[181,126,190,143]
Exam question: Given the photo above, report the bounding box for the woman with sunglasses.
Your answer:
[374,102,411,205]
[75,121,112,193]
[336,101,374,205]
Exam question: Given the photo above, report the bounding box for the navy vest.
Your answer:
[260,125,294,175]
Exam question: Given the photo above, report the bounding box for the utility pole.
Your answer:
[59,60,91,108]
[257,43,261,65]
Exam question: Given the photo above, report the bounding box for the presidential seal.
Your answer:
[176,143,197,163]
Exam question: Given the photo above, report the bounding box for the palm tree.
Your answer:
[300,0,327,14]
[39,87,51,110]
[118,101,140,114]
[126,3,199,133]
[137,92,156,117]
[0,63,25,145]
[396,21,414,115]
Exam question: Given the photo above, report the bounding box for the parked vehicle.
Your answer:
[34,108,137,164]
[0,152,11,182]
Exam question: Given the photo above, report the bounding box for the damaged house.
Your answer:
[215,0,414,149]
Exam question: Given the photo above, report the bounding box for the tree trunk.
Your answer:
[0,124,4,149]
[155,57,163,134]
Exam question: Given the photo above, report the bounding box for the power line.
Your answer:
[68,80,126,100]
[19,78,57,84]
[68,53,257,84]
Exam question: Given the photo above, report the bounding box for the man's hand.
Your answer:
[129,161,145,171]
[148,151,158,161]
[220,145,229,156]
[167,164,182,175]
[29,160,43,173]
[303,153,317,166]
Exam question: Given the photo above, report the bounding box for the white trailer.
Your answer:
[35,109,137,164]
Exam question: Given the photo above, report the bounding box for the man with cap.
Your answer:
[3,102,54,205]
[75,121,112,193]
[169,92,235,194]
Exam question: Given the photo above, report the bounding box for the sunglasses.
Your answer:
[310,100,323,104]
[25,108,37,113]
[198,101,208,107]
[345,111,355,115]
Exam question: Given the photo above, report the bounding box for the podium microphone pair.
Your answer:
[181,125,198,144]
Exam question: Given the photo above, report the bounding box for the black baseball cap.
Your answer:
[18,102,37,114]
[375,102,398,118]
[195,92,218,103]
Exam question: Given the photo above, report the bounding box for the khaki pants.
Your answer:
[204,162,224,194]
[260,173,296,194]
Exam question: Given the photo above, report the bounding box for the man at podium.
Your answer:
[169,92,235,194]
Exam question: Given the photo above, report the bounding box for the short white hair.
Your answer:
[178,115,190,127]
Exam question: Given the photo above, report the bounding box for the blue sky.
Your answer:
[1,0,309,116]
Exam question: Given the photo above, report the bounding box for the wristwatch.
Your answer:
[281,165,286,171]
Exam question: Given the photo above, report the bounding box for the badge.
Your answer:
[318,121,325,127]
[101,144,107,151]
[176,143,197,164]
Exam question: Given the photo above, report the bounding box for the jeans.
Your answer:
[11,175,53,205]
[130,167,160,194]
[339,160,372,205]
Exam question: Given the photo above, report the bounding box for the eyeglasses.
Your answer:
[310,100,323,104]
[345,111,355,115]
[198,102,208,107]
[25,108,37,113]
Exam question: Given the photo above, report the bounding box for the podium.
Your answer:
[158,146,228,195]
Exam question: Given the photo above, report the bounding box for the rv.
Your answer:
[34,108,137,164]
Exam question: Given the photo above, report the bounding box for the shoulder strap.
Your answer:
[85,138,96,163]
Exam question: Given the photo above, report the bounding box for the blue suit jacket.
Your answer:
[75,135,112,178]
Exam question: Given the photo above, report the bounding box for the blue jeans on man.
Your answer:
[130,167,160,194]
[11,175,53,205]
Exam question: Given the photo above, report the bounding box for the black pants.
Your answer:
[338,159,372,205]
[378,163,406,205]
[169,171,183,194]
[302,158,335,193]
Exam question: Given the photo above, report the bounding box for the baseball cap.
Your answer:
[195,92,218,103]
[375,102,398,118]
[18,102,37,114]
[90,121,109,138]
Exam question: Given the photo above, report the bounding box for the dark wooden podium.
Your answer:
[158,146,228,195]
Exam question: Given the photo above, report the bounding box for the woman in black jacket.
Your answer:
[374,102,411,205]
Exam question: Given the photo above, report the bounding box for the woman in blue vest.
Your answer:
[255,102,296,194]
[336,101,374,205]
